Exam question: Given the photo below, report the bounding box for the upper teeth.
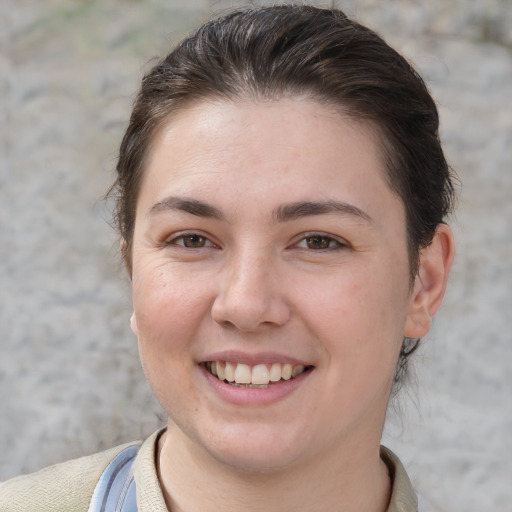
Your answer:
[207,361,306,386]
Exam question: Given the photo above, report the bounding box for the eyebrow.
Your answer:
[273,200,373,223]
[148,197,224,220]
[148,196,373,224]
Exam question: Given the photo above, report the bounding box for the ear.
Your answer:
[130,311,138,336]
[405,224,455,339]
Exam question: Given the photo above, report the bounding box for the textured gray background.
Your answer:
[1,1,511,511]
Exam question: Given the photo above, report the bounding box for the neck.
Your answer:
[157,423,391,512]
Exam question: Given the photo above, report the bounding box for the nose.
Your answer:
[211,252,291,332]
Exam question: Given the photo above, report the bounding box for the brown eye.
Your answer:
[305,235,336,250]
[181,234,207,248]
[294,233,345,251]
[167,233,214,248]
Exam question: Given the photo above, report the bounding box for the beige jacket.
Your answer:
[0,430,417,511]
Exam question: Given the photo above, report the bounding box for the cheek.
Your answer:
[290,266,410,435]
[131,267,208,408]
[131,265,213,362]
[134,262,205,323]
[299,263,409,364]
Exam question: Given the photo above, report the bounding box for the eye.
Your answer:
[295,233,346,250]
[166,233,215,249]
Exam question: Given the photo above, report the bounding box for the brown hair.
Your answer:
[111,5,456,388]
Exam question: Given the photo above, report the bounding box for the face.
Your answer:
[130,98,417,472]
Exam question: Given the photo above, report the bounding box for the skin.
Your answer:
[129,97,454,512]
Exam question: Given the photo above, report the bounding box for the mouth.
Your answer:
[203,361,313,388]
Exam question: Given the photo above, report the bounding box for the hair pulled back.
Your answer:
[111,5,456,389]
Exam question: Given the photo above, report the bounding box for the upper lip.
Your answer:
[199,350,312,366]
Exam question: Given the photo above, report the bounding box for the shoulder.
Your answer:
[0,443,134,512]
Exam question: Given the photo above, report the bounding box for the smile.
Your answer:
[205,361,312,387]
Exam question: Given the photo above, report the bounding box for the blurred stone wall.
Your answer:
[1,1,510,511]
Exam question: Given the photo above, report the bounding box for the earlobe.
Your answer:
[405,224,455,339]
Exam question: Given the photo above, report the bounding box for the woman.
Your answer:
[0,5,455,511]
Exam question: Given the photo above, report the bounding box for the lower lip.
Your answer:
[200,365,313,406]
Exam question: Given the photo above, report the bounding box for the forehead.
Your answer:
[139,97,402,222]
